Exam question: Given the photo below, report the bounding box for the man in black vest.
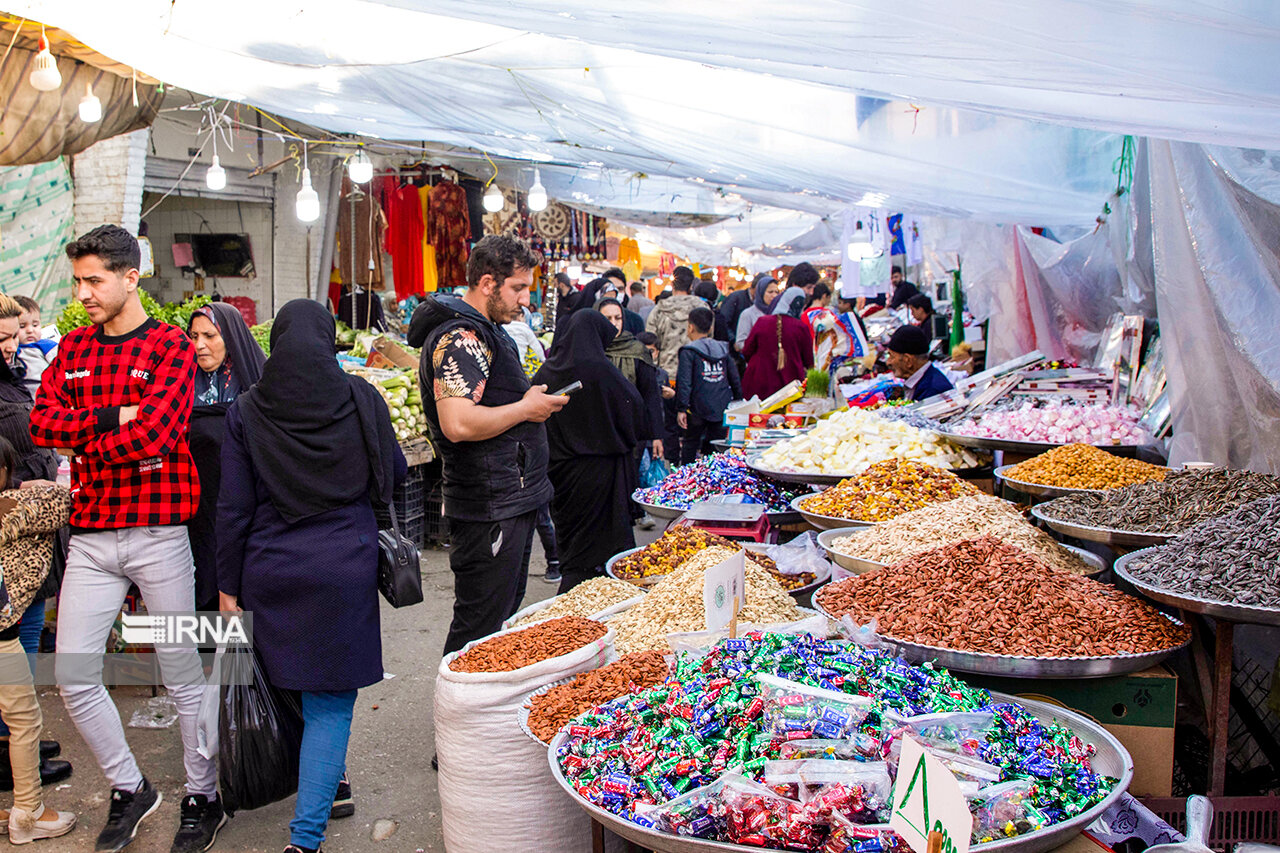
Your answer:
[408,235,568,654]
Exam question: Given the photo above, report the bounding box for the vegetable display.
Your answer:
[372,371,427,441]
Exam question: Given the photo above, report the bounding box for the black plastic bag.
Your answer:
[217,644,303,815]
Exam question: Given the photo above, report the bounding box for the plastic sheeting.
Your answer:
[0,159,74,317]
[1147,140,1280,473]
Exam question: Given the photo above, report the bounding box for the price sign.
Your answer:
[890,736,972,853]
[703,550,745,633]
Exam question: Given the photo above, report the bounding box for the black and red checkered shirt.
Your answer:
[30,318,200,529]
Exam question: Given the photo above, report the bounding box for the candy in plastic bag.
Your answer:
[970,779,1048,843]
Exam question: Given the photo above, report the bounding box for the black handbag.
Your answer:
[377,509,423,608]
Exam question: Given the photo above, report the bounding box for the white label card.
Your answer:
[702,550,745,632]
[890,735,972,853]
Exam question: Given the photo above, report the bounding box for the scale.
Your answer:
[673,496,775,543]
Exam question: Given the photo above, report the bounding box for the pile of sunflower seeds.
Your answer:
[1124,495,1280,608]
[1039,468,1280,533]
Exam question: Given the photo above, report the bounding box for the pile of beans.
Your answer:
[1039,468,1280,533]
[511,577,642,627]
[831,494,1092,574]
[816,536,1189,657]
[1005,444,1168,490]
[524,651,670,743]
[1124,494,1280,608]
[609,548,802,655]
[448,616,607,673]
[799,459,977,521]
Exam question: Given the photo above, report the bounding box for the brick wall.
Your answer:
[70,128,149,235]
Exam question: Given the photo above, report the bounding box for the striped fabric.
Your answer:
[0,158,74,317]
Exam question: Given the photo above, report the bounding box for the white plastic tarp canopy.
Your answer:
[20,0,1277,229]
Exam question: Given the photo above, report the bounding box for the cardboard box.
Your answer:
[968,666,1175,797]
[371,336,419,369]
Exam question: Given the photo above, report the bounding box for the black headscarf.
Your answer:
[189,303,266,406]
[533,311,645,458]
[236,299,398,523]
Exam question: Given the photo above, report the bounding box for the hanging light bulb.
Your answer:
[29,30,62,92]
[78,81,102,123]
[206,154,226,191]
[296,167,320,223]
[483,182,504,212]
[566,264,582,280]
[846,220,881,261]
[348,148,373,184]
[526,169,547,212]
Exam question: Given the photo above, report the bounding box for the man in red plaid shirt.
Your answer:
[30,226,224,853]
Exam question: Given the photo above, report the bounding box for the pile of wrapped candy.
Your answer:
[949,402,1149,446]
[555,632,1113,850]
[634,450,807,513]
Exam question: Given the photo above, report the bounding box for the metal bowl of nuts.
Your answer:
[1030,505,1178,548]
[994,464,1108,498]
[607,542,826,599]
[790,493,881,531]
[817,527,1105,578]
[549,691,1133,853]
[1113,548,1280,627]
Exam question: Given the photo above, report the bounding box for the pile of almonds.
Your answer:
[524,651,670,743]
[815,536,1189,657]
[1005,444,1167,490]
[448,616,608,673]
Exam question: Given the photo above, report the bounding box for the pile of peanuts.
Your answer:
[608,548,802,654]
[1005,444,1168,490]
[799,459,977,521]
[448,616,607,673]
[511,577,642,627]
[831,494,1093,575]
[816,536,1189,657]
[524,651,670,743]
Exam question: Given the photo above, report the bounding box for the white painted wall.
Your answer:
[70,128,149,235]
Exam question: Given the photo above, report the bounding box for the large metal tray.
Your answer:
[1030,505,1177,548]
[550,693,1132,853]
[816,527,1105,578]
[994,464,1171,499]
[606,544,829,599]
[1113,548,1280,627]
[790,493,881,531]
[811,589,1185,678]
[939,431,1144,457]
[632,492,802,525]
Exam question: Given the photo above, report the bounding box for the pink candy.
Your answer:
[952,402,1149,445]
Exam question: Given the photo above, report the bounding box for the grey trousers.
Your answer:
[54,527,217,796]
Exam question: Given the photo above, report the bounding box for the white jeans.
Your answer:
[54,527,217,796]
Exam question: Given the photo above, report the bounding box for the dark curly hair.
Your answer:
[467,234,541,289]
[64,225,141,273]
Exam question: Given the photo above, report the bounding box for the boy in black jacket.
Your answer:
[676,307,741,464]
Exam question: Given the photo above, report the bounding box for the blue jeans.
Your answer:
[290,690,357,849]
[0,599,44,738]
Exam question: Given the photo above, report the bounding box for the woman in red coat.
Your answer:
[741,286,814,400]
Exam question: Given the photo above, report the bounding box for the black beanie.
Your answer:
[886,324,930,356]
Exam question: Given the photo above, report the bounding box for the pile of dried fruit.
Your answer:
[798,459,977,522]
[816,537,1189,657]
[1004,444,1168,491]
[448,616,607,673]
[1039,468,1280,533]
[830,494,1092,575]
[511,577,642,627]
[1123,494,1280,608]
[609,548,803,654]
[612,527,812,590]
[524,651,670,743]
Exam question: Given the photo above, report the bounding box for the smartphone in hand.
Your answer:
[552,381,583,396]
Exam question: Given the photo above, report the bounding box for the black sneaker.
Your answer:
[329,775,354,819]
[0,739,62,760]
[170,794,227,853]
[283,846,320,853]
[95,777,162,852]
[543,563,562,584]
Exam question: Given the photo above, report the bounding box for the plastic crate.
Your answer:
[423,479,449,545]
[375,466,425,533]
[1140,797,1280,849]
